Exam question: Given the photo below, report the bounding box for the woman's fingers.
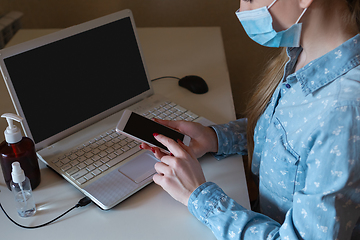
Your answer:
[144,119,218,158]
[144,133,207,206]
[153,160,169,175]
[152,133,190,159]
[140,142,168,159]
[177,139,197,159]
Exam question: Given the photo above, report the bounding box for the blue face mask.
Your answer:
[236,0,307,48]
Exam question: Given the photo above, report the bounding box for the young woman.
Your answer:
[141,0,360,239]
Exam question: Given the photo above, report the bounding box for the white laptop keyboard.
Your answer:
[51,101,199,186]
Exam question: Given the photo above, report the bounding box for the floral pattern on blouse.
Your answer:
[188,34,360,239]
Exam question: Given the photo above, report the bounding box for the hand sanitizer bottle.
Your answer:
[10,162,36,217]
[0,113,41,190]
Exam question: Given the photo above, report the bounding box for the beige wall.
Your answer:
[0,0,279,117]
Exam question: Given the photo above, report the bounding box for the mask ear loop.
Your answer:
[268,1,307,24]
[295,8,308,24]
[268,0,278,9]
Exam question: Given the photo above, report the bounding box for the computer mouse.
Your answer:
[178,75,209,94]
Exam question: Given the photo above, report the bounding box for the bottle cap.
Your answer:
[1,113,23,144]
[11,162,25,184]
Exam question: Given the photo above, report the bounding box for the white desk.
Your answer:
[0,27,249,239]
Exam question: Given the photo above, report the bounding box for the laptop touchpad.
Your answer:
[119,151,159,183]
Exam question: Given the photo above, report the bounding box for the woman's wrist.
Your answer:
[206,126,218,153]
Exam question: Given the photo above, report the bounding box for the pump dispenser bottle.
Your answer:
[0,113,41,190]
[10,162,36,217]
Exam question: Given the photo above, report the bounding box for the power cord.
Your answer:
[0,196,92,229]
[151,76,180,82]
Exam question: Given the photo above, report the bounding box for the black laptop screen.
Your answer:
[4,17,150,144]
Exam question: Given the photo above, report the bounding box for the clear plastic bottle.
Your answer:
[10,162,36,217]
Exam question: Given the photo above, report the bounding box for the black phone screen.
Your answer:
[124,112,184,150]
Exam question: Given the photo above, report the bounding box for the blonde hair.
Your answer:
[346,0,360,31]
[244,48,288,167]
[244,0,360,168]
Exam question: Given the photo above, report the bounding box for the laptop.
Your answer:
[0,9,211,210]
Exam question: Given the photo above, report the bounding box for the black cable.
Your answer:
[151,76,180,82]
[0,196,92,229]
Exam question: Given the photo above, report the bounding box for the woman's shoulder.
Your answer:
[335,65,360,103]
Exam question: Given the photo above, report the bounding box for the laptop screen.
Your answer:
[3,16,150,144]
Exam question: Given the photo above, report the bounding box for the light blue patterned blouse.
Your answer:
[188,34,360,239]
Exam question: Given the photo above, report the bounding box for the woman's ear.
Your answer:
[299,0,314,9]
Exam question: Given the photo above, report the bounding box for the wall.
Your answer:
[0,0,279,117]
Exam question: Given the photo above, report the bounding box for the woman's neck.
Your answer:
[295,2,358,72]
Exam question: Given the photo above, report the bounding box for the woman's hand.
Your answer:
[149,119,218,158]
[149,133,206,206]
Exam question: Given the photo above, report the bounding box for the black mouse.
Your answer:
[178,75,208,94]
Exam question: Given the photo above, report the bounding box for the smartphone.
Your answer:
[116,109,191,153]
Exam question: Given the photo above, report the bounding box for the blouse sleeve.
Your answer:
[188,182,283,239]
[211,118,248,159]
